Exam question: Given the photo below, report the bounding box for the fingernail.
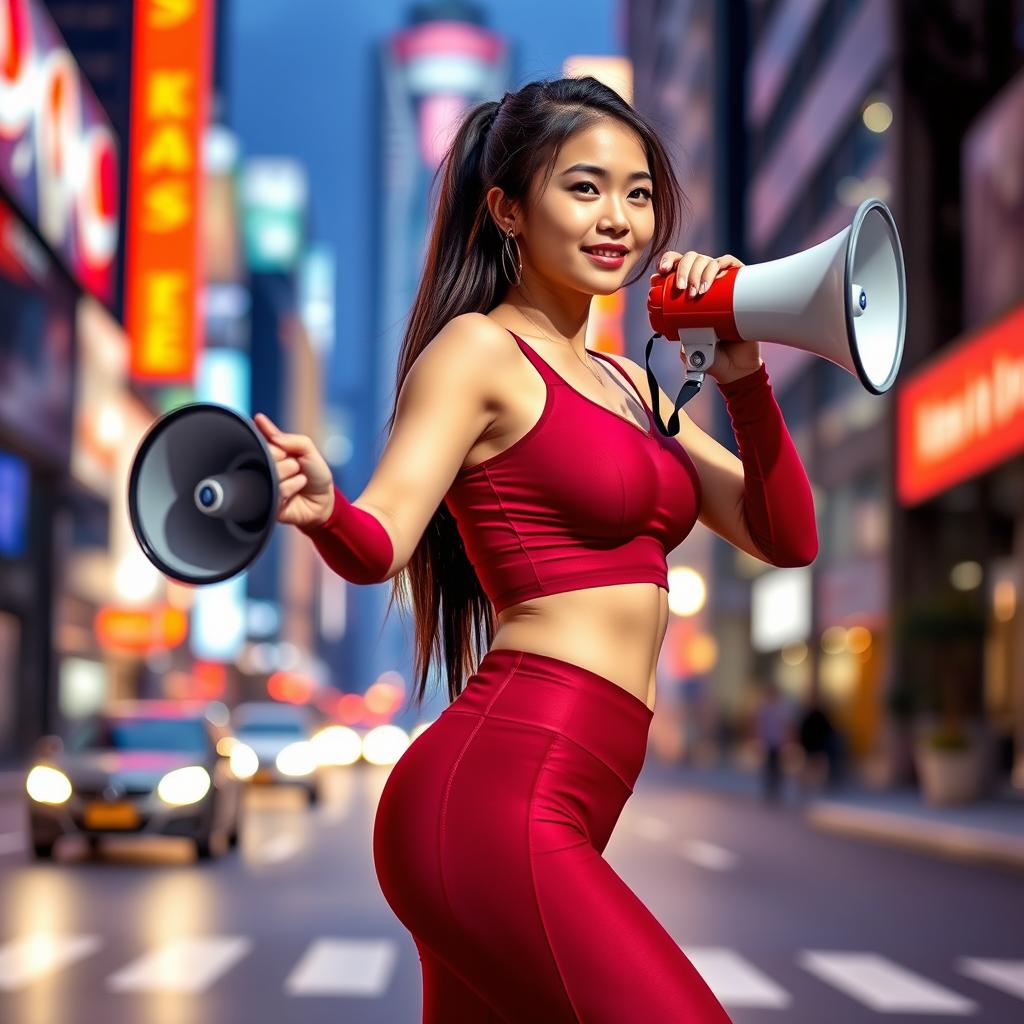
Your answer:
[689,286,696,297]
[699,282,708,294]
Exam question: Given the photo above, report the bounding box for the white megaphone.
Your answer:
[645,197,906,435]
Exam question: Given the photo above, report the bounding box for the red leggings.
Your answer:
[372,647,733,1022]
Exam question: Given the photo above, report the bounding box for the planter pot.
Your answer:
[912,737,990,805]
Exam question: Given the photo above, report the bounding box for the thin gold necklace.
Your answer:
[514,305,607,389]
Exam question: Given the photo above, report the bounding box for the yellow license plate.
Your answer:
[84,801,140,829]
[253,769,274,783]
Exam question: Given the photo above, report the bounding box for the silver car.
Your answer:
[231,701,323,804]
[26,701,244,861]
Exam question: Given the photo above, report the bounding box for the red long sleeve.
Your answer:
[297,483,395,584]
[717,360,818,567]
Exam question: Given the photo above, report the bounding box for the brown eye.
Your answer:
[571,182,651,201]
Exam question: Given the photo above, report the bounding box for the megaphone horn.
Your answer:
[127,403,280,585]
[646,197,907,427]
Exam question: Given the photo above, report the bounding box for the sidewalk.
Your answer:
[648,756,1024,872]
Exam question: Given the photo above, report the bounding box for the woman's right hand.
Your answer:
[253,412,336,529]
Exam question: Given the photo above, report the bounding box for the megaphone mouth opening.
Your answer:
[844,198,906,395]
[127,402,279,586]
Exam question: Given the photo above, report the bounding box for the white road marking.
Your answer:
[0,832,24,857]
[632,815,671,841]
[0,934,102,990]
[284,938,398,996]
[106,936,251,993]
[676,839,738,871]
[957,957,1024,1000]
[798,951,977,1013]
[681,947,791,1009]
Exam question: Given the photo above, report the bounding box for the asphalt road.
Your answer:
[0,759,1021,1023]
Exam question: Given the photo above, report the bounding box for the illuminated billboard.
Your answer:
[0,0,119,302]
[124,0,214,384]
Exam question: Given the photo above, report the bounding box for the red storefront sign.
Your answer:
[125,0,213,383]
[897,303,1024,506]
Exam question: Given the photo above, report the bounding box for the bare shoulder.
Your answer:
[425,311,513,359]
[411,312,515,409]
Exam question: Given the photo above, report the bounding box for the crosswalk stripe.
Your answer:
[0,935,102,990]
[798,951,978,1013]
[675,839,739,871]
[284,938,398,996]
[682,948,791,1009]
[106,936,251,993]
[3,929,1015,1012]
[957,957,1024,1000]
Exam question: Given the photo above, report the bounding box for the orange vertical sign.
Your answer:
[125,0,213,383]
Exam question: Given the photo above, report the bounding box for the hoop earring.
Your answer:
[501,226,522,286]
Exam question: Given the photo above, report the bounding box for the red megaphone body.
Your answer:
[646,264,743,344]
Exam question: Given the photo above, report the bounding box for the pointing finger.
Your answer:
[254,414,309,455]
[254,412,278,433]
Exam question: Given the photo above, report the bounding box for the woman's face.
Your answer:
[515,117,656,296]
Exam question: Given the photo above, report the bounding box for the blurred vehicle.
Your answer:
[231,701,323,804]
[26,701,245,861]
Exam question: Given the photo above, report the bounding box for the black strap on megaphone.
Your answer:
[643,332,703,438]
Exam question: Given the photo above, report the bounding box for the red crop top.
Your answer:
[443,330,702,613]
[301,326,817,598]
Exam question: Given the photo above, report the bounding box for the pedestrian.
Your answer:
[254,76,816,1022]
[797,695,834,798]
[756,681,791,803]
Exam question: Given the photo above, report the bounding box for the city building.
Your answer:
[627,0,1024,797]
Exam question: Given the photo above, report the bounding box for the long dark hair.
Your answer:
[384,75,690,712]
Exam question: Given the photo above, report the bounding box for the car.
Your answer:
[230,701,323,804]
[26,700,245,861]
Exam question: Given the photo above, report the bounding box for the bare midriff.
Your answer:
[490,586,668,712]
[462,313,667,713]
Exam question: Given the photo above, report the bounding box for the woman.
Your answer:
[254,77,816,1023]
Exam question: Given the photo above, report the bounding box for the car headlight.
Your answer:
[157,766,211,806]
[310,725,362,766]
[26,765,72,804]
[275,741,316,777]
[229,742,259,780]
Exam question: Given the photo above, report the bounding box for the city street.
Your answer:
[1,0,1022,1021]
[0,764,1021,1023]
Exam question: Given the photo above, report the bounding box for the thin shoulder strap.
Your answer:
[504,329,561,383]
[590,350,650,410]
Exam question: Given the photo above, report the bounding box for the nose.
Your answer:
[598,197,630,234]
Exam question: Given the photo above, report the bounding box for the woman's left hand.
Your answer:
[650,250,762,385]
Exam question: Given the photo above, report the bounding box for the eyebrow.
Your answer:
[559,162,653,183]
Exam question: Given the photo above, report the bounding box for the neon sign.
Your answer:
[0,0,119,302]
